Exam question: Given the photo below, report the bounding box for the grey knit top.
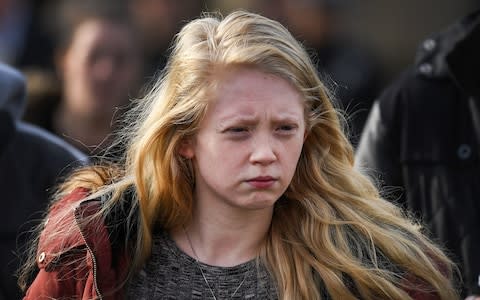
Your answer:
[127,230,278,299]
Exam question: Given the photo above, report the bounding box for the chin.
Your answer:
[241,196,279,210]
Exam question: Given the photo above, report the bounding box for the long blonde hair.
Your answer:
[20,11,459,299]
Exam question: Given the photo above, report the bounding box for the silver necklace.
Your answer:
[183,227,248,300]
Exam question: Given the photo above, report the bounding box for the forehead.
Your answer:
[71,20,134,49]
[206,66,305,119]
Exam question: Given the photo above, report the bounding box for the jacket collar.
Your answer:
[414,9,480,98]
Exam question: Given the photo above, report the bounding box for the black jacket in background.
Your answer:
[356,10,480,297]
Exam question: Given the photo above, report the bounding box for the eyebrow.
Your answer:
[216,113,302,129]
[216,115,257,130]
[271,114,302,123]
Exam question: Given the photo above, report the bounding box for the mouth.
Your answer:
[246,176,277,189]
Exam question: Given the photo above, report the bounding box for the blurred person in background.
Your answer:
[23,0,143,158]
[128,0,204,79]
[277,0,382,147]
[356,9,480,299]
[0,63,87,300]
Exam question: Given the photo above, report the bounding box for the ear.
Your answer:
[178,138,195,159]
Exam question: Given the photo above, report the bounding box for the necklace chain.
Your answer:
[183,227,247,300]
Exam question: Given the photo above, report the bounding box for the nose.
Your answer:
[249,135,277,165]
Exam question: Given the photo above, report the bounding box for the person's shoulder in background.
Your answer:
[0,62,88,300]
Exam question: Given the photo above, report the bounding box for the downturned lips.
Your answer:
[247,176,277,189]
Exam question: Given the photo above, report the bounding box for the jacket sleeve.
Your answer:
[24,269,73,300]
[355,101,401,184]
[22,188,92,299]
[23,256,88,300]
[355,71,410,203]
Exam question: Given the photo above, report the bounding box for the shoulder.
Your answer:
[28,187,130,299]
[36,188,103,270]
[6,122,88,187]
[36,187,134,270]
[0,63,26,120]
[413,9,480,82]
[376,11,480,119]
[16,121,87,163]
[375,64,456,130]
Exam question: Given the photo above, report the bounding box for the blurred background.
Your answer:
[212,0,478,84]
[340,0,478,83]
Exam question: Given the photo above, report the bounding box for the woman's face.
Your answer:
[60,19,141,118]
[182,67,306,212]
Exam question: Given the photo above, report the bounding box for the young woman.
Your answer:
[19,11,459,300]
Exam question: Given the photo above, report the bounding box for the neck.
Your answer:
[172,205,273,267]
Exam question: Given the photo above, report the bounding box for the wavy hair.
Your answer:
[19,11,459,299]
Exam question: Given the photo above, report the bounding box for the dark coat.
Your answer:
[0,63,87,300]
[356,10,480,296]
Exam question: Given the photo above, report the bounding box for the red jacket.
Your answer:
[24,188,128,300]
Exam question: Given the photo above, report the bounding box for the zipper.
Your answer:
[74,207,104,300]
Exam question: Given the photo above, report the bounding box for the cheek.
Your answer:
[64,47,88,73]
[64,60,91,89]
[284,140,304,171]
[195,140,243,173]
